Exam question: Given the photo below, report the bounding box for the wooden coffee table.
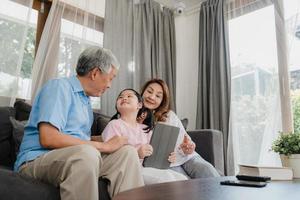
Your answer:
[113,177,300,200]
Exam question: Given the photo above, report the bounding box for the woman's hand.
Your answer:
[180,135,196,155]
[138,144,153,159]
[168,152,176,163]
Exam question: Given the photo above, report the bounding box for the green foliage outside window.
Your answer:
[292,90,300,133]
[0,18,35,78]
[271,91,300,156]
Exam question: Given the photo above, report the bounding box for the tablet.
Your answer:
[143,123,180,169]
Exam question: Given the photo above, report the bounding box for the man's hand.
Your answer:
[180,135,196,155]
[91,135,103,142]
[168,152,176,163]
[100,135,128,153]
[137,144,153,159]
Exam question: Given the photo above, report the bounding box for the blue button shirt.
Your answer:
[14,76,94,171]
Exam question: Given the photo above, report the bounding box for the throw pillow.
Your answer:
[0,107,16,167]
[0,107,15,142]
[181,118,188,130]
[92,112,111,135]
[14,100,31,121]
[96,115,110,135]
[9,117,27,155]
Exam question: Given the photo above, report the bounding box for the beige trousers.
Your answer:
[19,144,144,200]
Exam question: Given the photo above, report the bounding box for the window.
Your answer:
[228,0,300,167]
[57,2,105,109]
[284,0,300,133]
[228,4,281,165]
[0,0,37,101]
[0,0,105,109]
[58,18,104,78]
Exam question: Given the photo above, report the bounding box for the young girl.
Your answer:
[101,89,187,185]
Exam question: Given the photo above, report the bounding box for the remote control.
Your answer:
[236,175,271,182]
[220,180,267,188]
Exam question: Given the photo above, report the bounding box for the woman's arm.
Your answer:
[166,111,196,155]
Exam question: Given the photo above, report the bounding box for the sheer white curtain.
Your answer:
[31,0,105,108]
[285,0,300,134]
[0,0,35,106]
[226,0,299,172]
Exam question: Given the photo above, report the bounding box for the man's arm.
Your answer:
[39,122,128,153]
[91,135,103,142]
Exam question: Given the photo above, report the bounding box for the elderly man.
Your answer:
[14,47,144,200]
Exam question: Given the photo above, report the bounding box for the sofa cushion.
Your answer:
[14,100,31,121]
[13,100,111,136]
[0,166,110,200]
[0,107,16,168]
[9,117,27,157]
[91,112,111,136]
[0,167,60,200]
[181,118,188,130]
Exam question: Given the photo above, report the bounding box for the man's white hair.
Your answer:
[76,46,120,76]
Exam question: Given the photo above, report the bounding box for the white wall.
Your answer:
[175,11,199,130]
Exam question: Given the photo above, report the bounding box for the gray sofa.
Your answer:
[0,100,224,200]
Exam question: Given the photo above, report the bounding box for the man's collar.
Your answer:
[69,75,84,93]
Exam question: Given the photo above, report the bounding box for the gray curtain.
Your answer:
[134,0,176,110]
[102,0,176,116]
[102,0,134,115]
[196,0,232,175]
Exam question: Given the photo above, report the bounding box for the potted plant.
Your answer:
[272,132,300,178]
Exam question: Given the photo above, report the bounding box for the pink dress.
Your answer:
[102,118,152,150]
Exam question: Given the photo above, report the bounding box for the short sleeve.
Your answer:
[168,111,190,136]
[168,110,191,140]
[101,120,122,142]
[35,79,72,131]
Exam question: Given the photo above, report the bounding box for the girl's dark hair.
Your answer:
[110,88,154,133]
[137,107,154,132]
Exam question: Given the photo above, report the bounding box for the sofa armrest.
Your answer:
[0,167,60,200]
[187,129,224,175]
[0,167,111,200]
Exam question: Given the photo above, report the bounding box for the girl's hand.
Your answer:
[168,152,176,163]
[137,111,147,123]
[138,144,153,159]
[180,135,196,155]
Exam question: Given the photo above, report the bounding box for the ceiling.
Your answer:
[154,0,204,11]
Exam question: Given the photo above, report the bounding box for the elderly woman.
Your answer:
[14,46,144,200]
[140,79,220,179]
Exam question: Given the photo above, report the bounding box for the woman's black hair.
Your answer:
[110,88,154,133]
